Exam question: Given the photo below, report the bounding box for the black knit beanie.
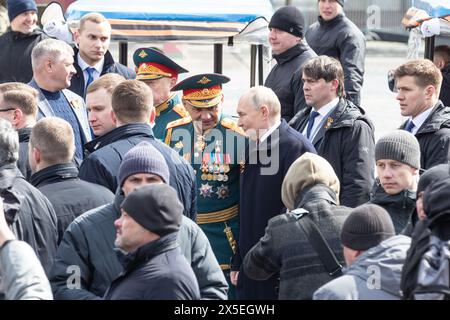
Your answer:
[118,142,170,187]
[269,6,305,38]
[121,184,182,237]
[375,130,421,169]
[341,204,395,251]
[423,177,450,219]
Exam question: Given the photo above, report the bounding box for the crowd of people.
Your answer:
[0,0,450,300]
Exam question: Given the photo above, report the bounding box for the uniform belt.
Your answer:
[196,205,238,224]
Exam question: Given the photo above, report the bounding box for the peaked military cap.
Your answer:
[133,47,188,81]
[171,73,230,108]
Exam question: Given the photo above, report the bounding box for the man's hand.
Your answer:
[230,271,239,286]
[0,197,15,247]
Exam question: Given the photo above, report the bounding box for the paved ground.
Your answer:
[111,40,417,141]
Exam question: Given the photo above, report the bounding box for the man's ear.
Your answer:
[260,104,269,119]
[110,110,117,126]
[149,107,156,124]
[424,85,437,99]
[33,146,41,165]
[12,108,23,128]
[73,29,81,44]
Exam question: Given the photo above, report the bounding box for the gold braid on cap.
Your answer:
[137,63,172,78]
[184,88,221,101]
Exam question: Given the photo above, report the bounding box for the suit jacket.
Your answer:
[28,79,92,143]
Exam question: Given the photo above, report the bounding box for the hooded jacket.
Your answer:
[264,41,317,122]
[289,98,375,207]
[314,235,411,300]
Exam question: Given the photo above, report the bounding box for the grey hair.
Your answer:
[0,119,19,167]
[31,38,74,70]
[244,86,281,118]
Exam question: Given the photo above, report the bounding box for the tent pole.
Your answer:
[119,42,128,66]
[258,45,264,85]
[250,45,257,87]
[214,44,223,74]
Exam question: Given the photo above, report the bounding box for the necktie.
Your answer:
[405,120,415,133]
[306,110,320,140]
[85,67,96,89]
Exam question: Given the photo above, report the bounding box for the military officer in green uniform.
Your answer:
[164,73,247,299]
[133,47,190,139]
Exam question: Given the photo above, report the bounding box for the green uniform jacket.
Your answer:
[153,94,189,140]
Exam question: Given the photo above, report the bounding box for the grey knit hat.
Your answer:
[375,130,421,169]
[341,204,395,251]
[118,142,170,187]
[121,184,182,236]
[336,0,345,7]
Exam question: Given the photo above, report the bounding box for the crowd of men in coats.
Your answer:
[0,0,450,300]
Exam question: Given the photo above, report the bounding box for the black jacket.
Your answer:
[68,48,135,98]
[30,163,114,242]
[264,42,317,122]
[17,127,32,181]
[440,65,450,107]
[369,181,416,235]
[234,120,316,299]
[400,101,450,170]
[104,233,200,300]
[0,164,57,276]
[243,184,351,300]
[80,123,197,220]
[289,98,375,207]
[50,190,226,300]
[0,28,49,83]
[305,14,366,107]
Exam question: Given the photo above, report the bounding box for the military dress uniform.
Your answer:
[133,47,190,140]
[164,74,247,298]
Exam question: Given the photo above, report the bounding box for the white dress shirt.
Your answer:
[302,97,339,141]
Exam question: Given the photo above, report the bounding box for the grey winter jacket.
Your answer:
[305,14,365,107]
[50,190,227,300]
[313,235,411,300]
[264,42,317,122]
[0,240,53,300]
[243,185,351,299]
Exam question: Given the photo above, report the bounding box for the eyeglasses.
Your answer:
[0,108,15,112]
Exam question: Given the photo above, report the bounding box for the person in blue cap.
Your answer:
[164,73,248,299]
[134,47,190,140]
[0,0,50,83]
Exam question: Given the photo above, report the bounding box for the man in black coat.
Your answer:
[104,184,200,300]
[264,6,316,122]
[0,0,49,83]
[305,0,365,107]
[0,118,57,276]
[289,56,375,207]
[433,45,450,107]
[0,82,39,180]
[79,79,197,221]
[395,59,450,170]
[233,86,316,299]
[68,12,135,98]
[29,117,114,242]
[50,144,227,300]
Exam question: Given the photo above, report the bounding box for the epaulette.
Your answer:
[164,116,192,145]
[166,116,192,130]
[172,104,190,118]
[221,117,246,136]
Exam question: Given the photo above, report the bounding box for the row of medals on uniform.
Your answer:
[195,135,231,182]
